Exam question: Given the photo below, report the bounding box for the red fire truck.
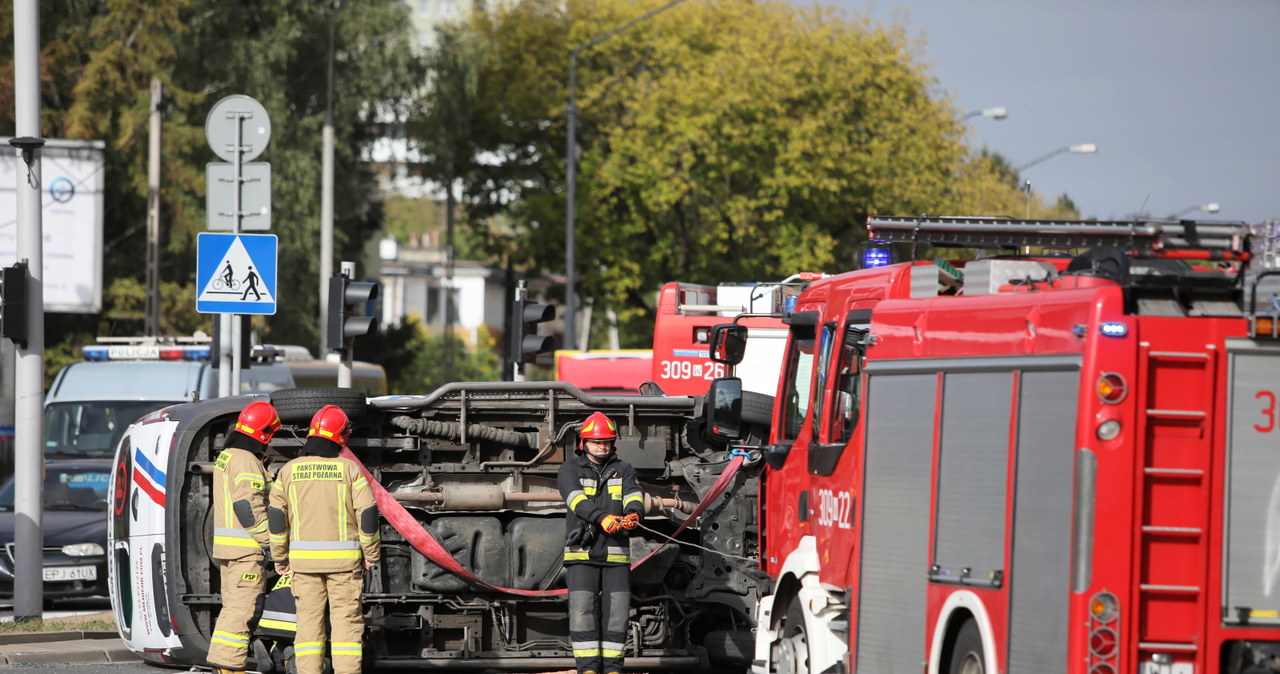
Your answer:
[652,275,822,396]
[706,216,1280,674]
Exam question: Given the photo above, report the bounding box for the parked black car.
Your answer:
[0,459,111,601]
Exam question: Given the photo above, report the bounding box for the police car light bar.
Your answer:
[82,344,211,361]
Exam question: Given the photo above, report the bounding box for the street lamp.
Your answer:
[1016,143,1097,173]
[963,106,1007,121]
[565,0,689,349]
[1170,202,1220,218]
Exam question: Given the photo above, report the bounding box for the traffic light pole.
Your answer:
[11,0,45,622]
[328,260,379,389]
[338,261,355,387]
[511,282,528,382]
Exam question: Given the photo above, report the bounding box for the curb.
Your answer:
[0,630,117,645]
[0,632,141,665]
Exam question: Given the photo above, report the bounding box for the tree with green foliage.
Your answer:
[444,0,1054,348]
[0,0,420,377]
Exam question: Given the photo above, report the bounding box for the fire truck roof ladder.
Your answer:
[867,216,1251,260]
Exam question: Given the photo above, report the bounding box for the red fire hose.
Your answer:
[341,448,745,597]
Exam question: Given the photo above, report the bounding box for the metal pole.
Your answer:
[12,0,45,621]
[338,261,354,388]
[513,280,527,382]
[319,2,342,357]
[564,0,690,352]
[564,57,578,350]
[145,77,162,336]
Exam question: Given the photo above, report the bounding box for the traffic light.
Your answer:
[327,273,380,352]
[512,297,555,364]
[1,261,28,347]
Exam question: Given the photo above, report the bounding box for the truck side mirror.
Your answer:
[709,324,747,365]
[706,377,743,439]
[763,440,793,470]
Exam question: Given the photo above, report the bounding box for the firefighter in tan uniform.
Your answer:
[208,400,282,674]
[269,405,379,674]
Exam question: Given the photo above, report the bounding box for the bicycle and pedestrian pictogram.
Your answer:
[196,233,277,315]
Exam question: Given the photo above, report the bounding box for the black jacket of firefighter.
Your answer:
[557,448,644,565]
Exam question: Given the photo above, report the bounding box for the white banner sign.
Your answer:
[0,138,105,313]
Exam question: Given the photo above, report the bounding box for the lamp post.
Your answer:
[318,0,346,357]
[565,0,689,350]
[963,106,1007,121]
[1171,202,1220,218]
[1016,143,1097,173]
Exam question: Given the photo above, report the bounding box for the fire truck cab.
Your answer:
[652,276,822,398]
[711,217,1280,674]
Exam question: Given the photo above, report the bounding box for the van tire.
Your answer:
[741,391,774,426]
[270,387,368,425]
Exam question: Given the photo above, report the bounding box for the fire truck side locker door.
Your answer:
[1224,340,1280,625]
[855,371,937,674]
[1008,368,1080,672]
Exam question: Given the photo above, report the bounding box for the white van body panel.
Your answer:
[109,415,184,661]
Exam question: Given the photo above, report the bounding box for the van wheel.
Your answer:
[772,599,810,674]
[949,619,984,674]
[741,391,774,426]
[270,387,368,425]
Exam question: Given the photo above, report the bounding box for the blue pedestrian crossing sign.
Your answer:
[197,233,278,315]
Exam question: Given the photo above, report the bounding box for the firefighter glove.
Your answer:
[566,521,596,548]
[601,514,624,534]
[621,512,640,530]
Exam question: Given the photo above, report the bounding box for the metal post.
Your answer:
[319,2,343,357]
[338,261,354,388]
[12,0,45,621]
[230,111,244,394]
[145,77,162,336]
[512,280,527,382]
[564,57,578,350]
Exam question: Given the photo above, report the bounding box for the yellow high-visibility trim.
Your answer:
[289,549,361,561]
[603,648,625,657]
[213,536,262,548]
[337,482,347,542]
[583,486,598,495]
[573,648,603,657]
[569,494,588,509]
[258,618,296,632]
[353,477,368,491]
[247,520,268,534]
[624,494,643,507]
[221,474,233,527]
[331,642,362,655]
[564,551,590,560]
[606,554,629,563]
[289,485,300,532]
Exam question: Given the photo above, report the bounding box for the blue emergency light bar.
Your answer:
[862,246,893,268]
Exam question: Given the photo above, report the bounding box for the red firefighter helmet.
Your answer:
[308,405,352,446]
[234,400,281,444]
[579,411,617,449]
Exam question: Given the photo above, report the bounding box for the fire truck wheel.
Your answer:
[270,387,368,425]
[949,619,984,674]
[772,599,810,674]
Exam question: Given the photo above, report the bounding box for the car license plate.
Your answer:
[43,565,97,582]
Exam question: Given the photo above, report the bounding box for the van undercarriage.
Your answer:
[168,383,766,671]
